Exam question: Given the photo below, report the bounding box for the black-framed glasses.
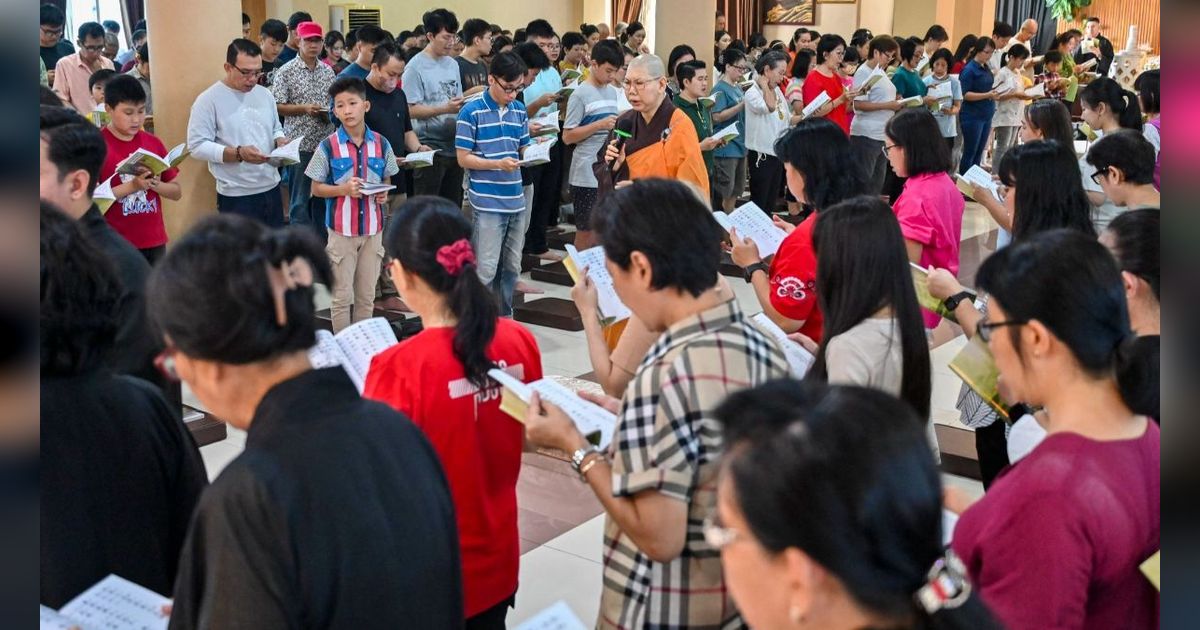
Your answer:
[977,317,1027,342]
[80,44,106,52]
[495,79,524,94]
[731,64,751,72]
[233,66,265,78]
[1090,166,1112,185]
[882,143,898,156]
[41,25,64,37]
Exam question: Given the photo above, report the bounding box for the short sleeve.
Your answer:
[610,361,698,503]
[824,334,874,387]
[381,139,400,177]
[363,351,417,427]
[401,61,424,104]
[952,77,963,100]
[894,195,936,246]
[563,90,585,129]
[767,231,818,323]
[304,142,331,182]
[454,109,476,152]
[269,66,288,103]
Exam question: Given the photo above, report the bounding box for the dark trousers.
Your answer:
[464,592,516,630]
[217,185,285,228]
[748,151,784,215]
[975,418,1011,489]
[524,140,565,254]
[139,245,166,266]
[412,153,465,207]
[851,135,888,196]
[959,118,992,174]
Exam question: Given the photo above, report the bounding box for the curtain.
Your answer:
[612,0,645,26]
[717,0,767,43]
[995,0,1058,54]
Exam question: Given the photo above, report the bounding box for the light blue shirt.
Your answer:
[523,67,564,115]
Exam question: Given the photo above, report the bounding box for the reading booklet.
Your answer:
[401,149,436,168]
[1076,57,1098,72]
[564,244,631,324]
[269,136,304,166]
[737,79,754,90]
[42,574,171,630]
[358,182,396,195]
[557,81,580,99]
[926,81,953,101]
[713,202,788,258]
[560,68,583,82]
[514,601,589,630]
[954,165,1003,203]
[698,94,717,108]
[916,56,932,76]
[856,66,887,93]
[1025,82,1046,99]
[307,317,399,393]
[948,335,1009,420]
[898,95,924,108]
[488,368,617,449]
[86,107,110,128]
[115,143,189,177]
[909,262,958,321]
[529,110,561,136]
[704,121,739,144]
[93,178,116,213]
[750,313,815,377]
[520,139,555,166]
[800,90,831,119]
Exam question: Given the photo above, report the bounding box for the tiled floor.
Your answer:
[193,201,999,626]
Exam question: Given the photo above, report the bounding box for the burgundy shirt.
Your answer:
[952,421,1160,630]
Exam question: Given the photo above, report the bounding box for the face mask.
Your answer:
[1007,413,1047,463]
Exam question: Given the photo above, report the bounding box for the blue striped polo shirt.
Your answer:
[455,90,530,213]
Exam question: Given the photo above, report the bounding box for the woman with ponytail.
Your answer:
[149,214,462,628]
[712,381,1003,630]
[364,195,542,629]
[1079,77,1144,230]
[948,229,1160,630]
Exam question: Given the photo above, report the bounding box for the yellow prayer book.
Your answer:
[948,335,1010,421]
[114,143,189,177]
[909,263,958,322]
[488,368,616,448]
[1140,551,1160,591]
[92,178,116,213]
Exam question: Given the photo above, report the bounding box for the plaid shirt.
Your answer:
[600,299,789,629]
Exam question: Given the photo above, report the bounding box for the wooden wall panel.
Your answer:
[1059,0,1159,53]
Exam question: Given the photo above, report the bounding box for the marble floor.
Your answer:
[191,201,1000,626]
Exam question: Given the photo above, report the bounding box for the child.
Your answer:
[924,48,962,153]
[839,46,860,129]
[562,40,622,249]
[306,76,399,332]
[673,60,724,197]
[613,48,635,113]
[98,75,181,264]
[558,31,590,83]
[87,68,117,125]
[1034,50,1069,100]
[991,44,1030,170]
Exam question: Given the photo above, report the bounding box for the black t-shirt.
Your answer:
[457,56,488,93]
[258,57,278,88]
[364,81,413,185]
[41,41,75,71]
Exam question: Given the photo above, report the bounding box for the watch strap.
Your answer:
[743,262,769,283]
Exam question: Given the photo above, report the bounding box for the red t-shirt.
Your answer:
[99,128,178,249]
[802,69,851,135]
[767,213,824,342]
[952,422,1160,630]
[363,319,542,618]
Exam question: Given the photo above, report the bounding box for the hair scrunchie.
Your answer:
[436,239,476,277]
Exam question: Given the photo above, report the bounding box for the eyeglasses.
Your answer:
[495,79,524,94]
[702,514,741,550]
[233,65,265,78]
[153,346,181,383]
[977,316,1027,343]
[731,65,751,72]
[1090,166,1112,185]
[80,44,106,52]
[882,143,898,156]
[623,76,663,92]
[41,26,64,37]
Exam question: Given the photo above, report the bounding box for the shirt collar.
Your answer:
[480,88,499,111]
[335,123,374,147]
[659,297,744,351]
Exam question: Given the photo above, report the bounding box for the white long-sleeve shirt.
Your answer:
[743,83,789,156]
[186,81,285,197]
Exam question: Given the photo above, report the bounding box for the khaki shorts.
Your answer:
[712,156,747,200]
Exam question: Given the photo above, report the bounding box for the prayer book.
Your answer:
[307,317,398,393]
[898,95,924,108]
[514,601,589,630]
[114,143,189,176]
[1025,82,1046,98]
[86,106,109,128]
[737,79,754,90]
[1078,122,1098,141]
[41,574,171,630]
[927,81,953,101]
[529,110,561,136]
[909,263,958,321]
[563,244,632,324]
[520,139,555,166]
[800,90,831,119]
[93,178,116,213]
[560,68,582,82]
[1141,551,1160,591]
[401,149,436,168]
[704,121,739,145]
[856,66,887,92]
[557,81,579,99]
[954,165,1003,204]
[713,202,788,258]
[699,94,718,108]
[1076,57,1098,72]
[488,368,616,449]
[916,56,932,76]
[358,182,396,195]
[948,335,1010,420]
[269,136,304,166]
[750,313,815,377]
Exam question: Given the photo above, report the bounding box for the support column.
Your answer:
[651,0,717,67]
[146,0,242,241]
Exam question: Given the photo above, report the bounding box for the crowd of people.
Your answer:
[41,4,1160,629]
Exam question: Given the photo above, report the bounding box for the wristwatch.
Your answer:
[943,290,977,312]
[743,262,769,284]
[571,445,601,474]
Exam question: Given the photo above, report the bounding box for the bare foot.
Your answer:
[534,250,565,262]
[515,280,544,295]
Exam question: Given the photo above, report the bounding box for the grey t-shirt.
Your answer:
[401,51,463,154]
[563,82,619,188]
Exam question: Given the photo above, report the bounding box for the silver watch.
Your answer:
[571,445,600,473]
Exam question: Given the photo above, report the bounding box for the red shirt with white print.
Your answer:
[766,212,824,342]
[99,127,178,249]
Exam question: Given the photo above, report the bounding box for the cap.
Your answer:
[296,21,323,40]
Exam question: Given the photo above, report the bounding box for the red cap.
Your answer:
[296,21,323,40]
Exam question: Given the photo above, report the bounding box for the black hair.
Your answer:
[885,109,952,176]
[591,39,624,68]
[328,76,367,101]
[371,41,405,67]
[620,21,645,47]
[718,47,746,73]
[850,30,873,49]
[898,36,920,64]
[748,33,768,49]
[996,141,1095,242]
[1042,49,1064,64]
[1024,98,1074,146]
[676,60,706,85]
[41,201,121,376]
[755,50,788,75]
[40,85,65,107]
[924,24,949,43]
[423,8,459,36]
[462,18,490,47]
[39,105,106,196]
[814,33,846,65]
[131,28,147,44]
[929,47,954,72]
[1053,29,1083,48]
[147,214,333,364]
[385,196,498,389]
[809,197,932,419]
[717,381,1002,630]
[355,24,387,47]
[133,19,146,31]
[1081,77,1144,130]
[1086,16,1102,24]
[842,46,861,66]
[286,11,312,31]
[1000,42,1029,66]
[667,45,698,76]
[789,27,809,52]
[971,36,995,57]
[103,19,120,33]
[791,50,814,79]
[992,21,1016,38]
[41,3,65,27]
[413,25,426,36]
[513,28,526,44]
[525,19,556,41]
[513,42,550,72]
[1105,209,1159,301]
[562,31,587,51]
[103,74,146,107]
[593,179,722,298]
[774,118,863,211]
[1134,69,1159,114]
[490,24,503,35]
[226,38,262,65]
[977,229,1144,410]
[260,18,287,43]
[88,68,117,91]
[77,21,105,42]
[1086,129,1157,187]
[345,28,359,51]
[581,23,599,39]
[320,30,344,60]
[489,51,528,82]
[729,39,747,53]
[491,35,514,53]
[952,34,978,65]
[715,29,730,44]
[136,43,149,63]
[807,29,821,40]
[241,12,250,26]
[868,34,899,57]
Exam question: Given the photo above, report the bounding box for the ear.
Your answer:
[781,547,822,621]
[628,250,655,290]
[388,259,408,292]
[1120,270,1139,301]
[1022,318,1053,359]
[363,99,372,113]
[69,169,92,202]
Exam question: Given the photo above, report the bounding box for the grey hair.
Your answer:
[628,53,665,78]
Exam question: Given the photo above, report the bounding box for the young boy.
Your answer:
[673,60,723,195]
[454,51,531,316]
[558,31,590,82]
[89,69,117,111]
[98,75,182,264]
[1034,50,1069,100]
[307,76,400,332]
[562,39,622,249]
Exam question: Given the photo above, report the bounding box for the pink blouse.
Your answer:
[893,172,965,327]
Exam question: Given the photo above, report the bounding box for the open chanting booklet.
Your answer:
[269,136,304,166]
[560,68,583,82]
[926,81,953,102]
[563,244,631,325]
[40,574,171,630]
[401,149,437,168]
[698,94,718,108]
[529,110,561,136]
[488,367,616,449]
[948,335,1009,421]
[704,121,739,145]
[750,313,815,377]
[307,317,398,393]
[557,81,580,99]
[114,143,189,177]
[800,90,831,119]
[1025,82,1046,99]
[520,138,555,166]
[514,600,589,630]
[909,263,959,322]
[953,165,1003,203]
[92,178,116,213]
[856,66,887,92]
[713,202,788,258]
[897,95,925,108]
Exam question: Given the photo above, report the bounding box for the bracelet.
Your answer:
[234,146,243,162]
[578,452,605,479]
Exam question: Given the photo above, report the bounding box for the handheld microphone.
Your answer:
[610,116,634,174]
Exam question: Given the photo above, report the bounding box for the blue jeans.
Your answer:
[286,151,326,240]
[217,185,284,227]
[472,207,530,317]
[959,119,991,174]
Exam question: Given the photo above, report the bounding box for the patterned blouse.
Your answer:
[270,57,336,153]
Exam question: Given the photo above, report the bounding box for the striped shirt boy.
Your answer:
[455,89,530,213]
[306,124,399,236]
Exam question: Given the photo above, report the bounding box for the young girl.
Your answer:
[924,48,962,153]
[1020,98,1075,146]
[364,196,542,628]
[785,49,813,118]
[1079,78,1144,230]
[838,46,860,129]
[990,43,1030,169]
[1134,69,1160,188]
